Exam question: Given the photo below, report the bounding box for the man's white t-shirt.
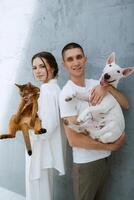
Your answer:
[59,79,111,164]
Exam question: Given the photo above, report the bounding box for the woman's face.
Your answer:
[32,57,54,83]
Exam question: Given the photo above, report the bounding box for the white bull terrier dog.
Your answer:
[64,52,134,143]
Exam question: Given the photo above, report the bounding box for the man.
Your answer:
[59,42,127,200]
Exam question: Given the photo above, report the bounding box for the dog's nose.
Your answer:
[104,73,111,80]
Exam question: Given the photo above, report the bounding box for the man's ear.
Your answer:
[62,60,64,66]
[62,59,67,69]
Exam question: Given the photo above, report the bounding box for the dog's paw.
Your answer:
[65,96,73,102]
[77,117,84,123]
[77,115,86,123]
[77,113,86,123]
[77,112,91,123]
[65,92,76,102]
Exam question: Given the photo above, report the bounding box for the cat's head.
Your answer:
[15,82,40,101]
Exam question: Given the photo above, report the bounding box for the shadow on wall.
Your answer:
[0,0,72,199]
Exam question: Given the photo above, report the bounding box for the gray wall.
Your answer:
[0,0,134,199]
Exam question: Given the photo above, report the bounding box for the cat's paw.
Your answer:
[40,128,47,134]
[0,135,3,139]
[35,128,47,135]
[28,150,32,156]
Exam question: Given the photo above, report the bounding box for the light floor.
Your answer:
[0,187,25,200]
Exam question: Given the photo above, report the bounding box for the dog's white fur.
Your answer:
[65,53,134,143]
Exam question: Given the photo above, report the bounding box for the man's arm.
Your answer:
[90,85,129,109]
[108,85,129,109]
[63,116,126,151]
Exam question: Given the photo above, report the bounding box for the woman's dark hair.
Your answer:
[62,42,85,60]
[31,51,58,78]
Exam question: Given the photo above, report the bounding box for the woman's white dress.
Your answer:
[26,79,65,200]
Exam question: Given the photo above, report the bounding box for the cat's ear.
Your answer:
[15,83,21,88]
[27,82,32,88]
[15,83,24,89]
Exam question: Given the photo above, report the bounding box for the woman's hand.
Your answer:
[90,85,109,105]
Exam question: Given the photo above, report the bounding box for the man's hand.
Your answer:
[90,85,109,105]
[107,132,126,151]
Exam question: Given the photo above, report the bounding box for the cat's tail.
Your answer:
[21,125,32,156]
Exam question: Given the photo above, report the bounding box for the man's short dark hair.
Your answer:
[62,42,85,60]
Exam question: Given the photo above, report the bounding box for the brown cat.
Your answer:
[0,82,46,156]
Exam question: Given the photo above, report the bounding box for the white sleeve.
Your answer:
[38,87,59,140]
[59,91,78,118]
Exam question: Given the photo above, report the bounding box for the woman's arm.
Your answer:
[90,85,129,109]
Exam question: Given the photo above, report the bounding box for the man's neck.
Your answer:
[70,76,85,87]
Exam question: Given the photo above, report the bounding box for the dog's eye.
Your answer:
[109,64,112,67]
[117,70,120,73]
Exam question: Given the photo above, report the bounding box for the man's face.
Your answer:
[62,48,87,78]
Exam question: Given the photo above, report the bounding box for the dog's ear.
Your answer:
[122,67,134,77]
[106,52,115,64]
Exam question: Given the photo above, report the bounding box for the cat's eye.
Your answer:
[117,70,120,73]
[109,64,112,67]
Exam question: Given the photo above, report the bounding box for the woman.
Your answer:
[26,52,65,200]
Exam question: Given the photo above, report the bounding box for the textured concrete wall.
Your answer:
[0,0,37,196]
[0,0,134,199]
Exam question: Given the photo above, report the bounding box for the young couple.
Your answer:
[26,43,127,200]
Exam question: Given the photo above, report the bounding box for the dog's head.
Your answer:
[100,52,134,87]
